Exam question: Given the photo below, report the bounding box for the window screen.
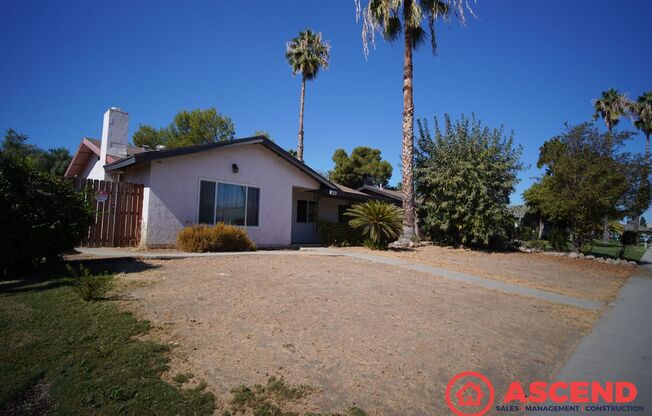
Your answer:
[246,187,260,226]
[198,181,216,224]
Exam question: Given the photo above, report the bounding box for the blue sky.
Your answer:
[1,0,651,207]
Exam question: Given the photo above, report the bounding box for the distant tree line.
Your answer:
[1,129,71,176]
[524,88,652,252]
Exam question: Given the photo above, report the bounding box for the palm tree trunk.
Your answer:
[603,125,613,243]
[538,217,544,240]
[395,0,416,246]
[297,75,306,162]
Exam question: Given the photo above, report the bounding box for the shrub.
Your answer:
[518,225,535,242]
[345,201,403,249]
[549,227,569,252]
[67,265,114,301]
[317,220,364,247]
[177,223,256,252]
[0,153,93,276]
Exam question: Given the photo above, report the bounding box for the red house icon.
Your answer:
[456,381,484,406]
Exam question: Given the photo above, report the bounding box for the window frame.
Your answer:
[196,178,261,228]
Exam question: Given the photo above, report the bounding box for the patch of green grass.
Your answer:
[67,264,114,301]
[0,276,214,415]
[172,372,194,385]
[228,377,365,416]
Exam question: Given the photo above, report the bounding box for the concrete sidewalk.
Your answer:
[536,260,652,414]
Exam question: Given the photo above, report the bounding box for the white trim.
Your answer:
[196,177,261,228]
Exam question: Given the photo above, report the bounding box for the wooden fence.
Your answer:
[72,178,144,247]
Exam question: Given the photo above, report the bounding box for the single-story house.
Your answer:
[65,107,395,247]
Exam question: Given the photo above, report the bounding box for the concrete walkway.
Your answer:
[76,246,604,310]
[312,248,604,310]
[539,256,652,414]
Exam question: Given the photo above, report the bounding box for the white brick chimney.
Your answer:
[100,107,129,164]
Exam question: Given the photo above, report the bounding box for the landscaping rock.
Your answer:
[568,252,579,259]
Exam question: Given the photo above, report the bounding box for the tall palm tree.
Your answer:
[285,29,330,162]
[632,91,652,159]
[592,88,630,150]
[630,91,652,233]
[354,0,473,246]
[592,88,631,241]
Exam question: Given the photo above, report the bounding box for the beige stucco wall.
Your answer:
[125,144,320,247]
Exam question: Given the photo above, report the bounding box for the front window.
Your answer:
[296,200,318,223]
[198,180,260,227]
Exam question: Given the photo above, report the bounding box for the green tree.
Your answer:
[0,152,93,274]
[132,108,235,149]
[415,114,523,247]
[1,129,71,176]
[354,0,474,247]
[329,146,393,189]
[285,29,330,162]
[523,123,631,252]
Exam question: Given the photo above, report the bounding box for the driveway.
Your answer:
[118,254,597,415]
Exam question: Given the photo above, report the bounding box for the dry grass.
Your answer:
[119,254,599,415]
[343,245,634,301]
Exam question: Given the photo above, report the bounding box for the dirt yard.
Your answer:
[117,254,598,415]
[343,246,635,302]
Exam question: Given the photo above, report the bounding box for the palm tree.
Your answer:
[630,91,652,233]
[592,89,631,150]
[632,91,652,159]
[592,88,631,242]
[354,0,474,246]
[285,29,330,162]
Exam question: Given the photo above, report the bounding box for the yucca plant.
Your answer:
[345,201,403,248]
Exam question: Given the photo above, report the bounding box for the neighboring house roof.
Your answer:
[357,185,403,202]
[624,223,652,233]
[508,204,528,219]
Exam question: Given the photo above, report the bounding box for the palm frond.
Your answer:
[354,0,472,58]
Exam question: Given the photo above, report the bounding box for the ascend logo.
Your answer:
[445,371,641,415]
[445,372,494,416]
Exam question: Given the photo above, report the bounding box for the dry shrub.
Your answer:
[177,223,256,252]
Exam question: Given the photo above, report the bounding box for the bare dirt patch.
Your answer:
[342,246,634,302]
[117,254,597,415]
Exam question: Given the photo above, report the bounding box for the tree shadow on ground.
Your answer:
[0,258,159,295]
